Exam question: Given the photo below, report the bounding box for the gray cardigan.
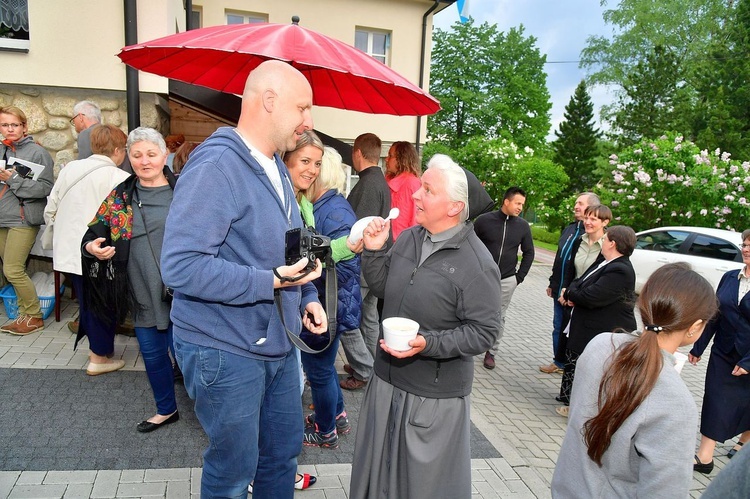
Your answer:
[551,333,697,498]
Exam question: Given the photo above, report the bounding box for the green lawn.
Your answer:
[533,239,557,252]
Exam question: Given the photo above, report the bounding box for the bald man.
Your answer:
[162,60,327,498]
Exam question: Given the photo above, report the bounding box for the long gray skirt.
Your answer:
[349,375,472,499]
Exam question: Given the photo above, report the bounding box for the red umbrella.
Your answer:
[118,18,440,116]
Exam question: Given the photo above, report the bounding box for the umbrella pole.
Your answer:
[124,0,141,131]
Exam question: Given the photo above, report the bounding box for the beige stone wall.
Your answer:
[0,84,169,177]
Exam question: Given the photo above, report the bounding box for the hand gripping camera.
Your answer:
[285,227,331,272]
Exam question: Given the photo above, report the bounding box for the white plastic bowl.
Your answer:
[382,317,420,351]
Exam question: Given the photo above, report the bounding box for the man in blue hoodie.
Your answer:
[161,60,327,499]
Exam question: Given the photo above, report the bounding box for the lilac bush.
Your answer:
[597,133,748,232]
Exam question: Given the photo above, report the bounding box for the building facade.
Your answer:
[0,0,454,172]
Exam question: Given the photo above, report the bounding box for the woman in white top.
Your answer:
[551,263,718,498]
[44,124,130,375]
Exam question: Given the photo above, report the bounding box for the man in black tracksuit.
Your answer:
[474,187,534,369]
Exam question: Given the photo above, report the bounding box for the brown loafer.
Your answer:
[340,375,367,390]
[540,363,564,374]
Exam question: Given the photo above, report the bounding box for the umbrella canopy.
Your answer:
[118,19,441,116]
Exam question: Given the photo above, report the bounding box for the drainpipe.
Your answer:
[416,0,443,153]
[124,0,140,131]
[185,0,193,30]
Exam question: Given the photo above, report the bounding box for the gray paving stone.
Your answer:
[15,471,46,485]
[9,484,68,499]
[115,481,167,497]
[165,480,190,499]
[0,471,21,498]
[43,470,97,484]
[63,483,94,499]
[91,470,121,498]
[145,468,190,482]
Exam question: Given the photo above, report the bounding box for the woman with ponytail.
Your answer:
[551,262,718,498]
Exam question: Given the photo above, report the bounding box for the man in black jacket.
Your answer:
[341,133,391,390]
[474,187,534,369]
[540,192,599,374]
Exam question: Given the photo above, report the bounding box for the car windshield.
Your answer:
[635,230,689,253]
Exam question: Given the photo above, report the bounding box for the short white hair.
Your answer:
[127,127,167,154]
[73,100,102,123]
[425,154,469,222]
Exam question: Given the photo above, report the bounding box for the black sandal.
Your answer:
[727,441,744,459]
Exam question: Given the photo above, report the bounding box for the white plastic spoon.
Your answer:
[348,207,400,243]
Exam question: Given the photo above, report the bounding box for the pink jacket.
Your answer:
[387,172,421,241]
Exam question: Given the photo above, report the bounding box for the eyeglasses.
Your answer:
[69,114,82,125]
[741,244,750,250]
[0,123,23,129]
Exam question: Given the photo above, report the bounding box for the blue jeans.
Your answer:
[135,325,177,416]
[551,300,564,368]
[174,334,302,499]
[300,332,344,434]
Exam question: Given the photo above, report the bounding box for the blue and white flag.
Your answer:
[457,0,470,23]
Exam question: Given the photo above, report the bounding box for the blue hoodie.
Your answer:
[161,127,319,359]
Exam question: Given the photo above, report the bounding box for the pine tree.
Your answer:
[553,80,601,194]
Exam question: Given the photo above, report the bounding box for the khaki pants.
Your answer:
[0,226,41,318]
[489,275,518,354]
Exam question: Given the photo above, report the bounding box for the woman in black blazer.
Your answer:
[556,226,638,416]
[690,228,750,473]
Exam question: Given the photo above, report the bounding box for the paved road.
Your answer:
[0,256,730,498]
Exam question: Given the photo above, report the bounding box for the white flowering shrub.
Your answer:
[597,133,748,231]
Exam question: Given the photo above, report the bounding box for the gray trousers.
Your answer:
[338,276,376,381]
[489,275,517,355]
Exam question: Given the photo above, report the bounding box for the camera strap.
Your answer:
[274,254,338,354]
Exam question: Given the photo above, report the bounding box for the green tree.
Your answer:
[553,80,601,194]
[694,0,750,159]
[581,0,728,88]
[611,46,691,143]
[581,0,729,138]
[429,20,552,151]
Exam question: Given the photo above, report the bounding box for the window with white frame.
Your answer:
[0,0,29,52]
[355,28,390,65]
[226,10,267,25]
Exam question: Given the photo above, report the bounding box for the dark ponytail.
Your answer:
[583,262,717,465]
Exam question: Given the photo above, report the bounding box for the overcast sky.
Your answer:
[433,0,614,141]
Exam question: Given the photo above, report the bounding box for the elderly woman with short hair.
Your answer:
[82,127,179,433]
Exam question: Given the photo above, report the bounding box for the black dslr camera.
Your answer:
[285,227,331,271]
